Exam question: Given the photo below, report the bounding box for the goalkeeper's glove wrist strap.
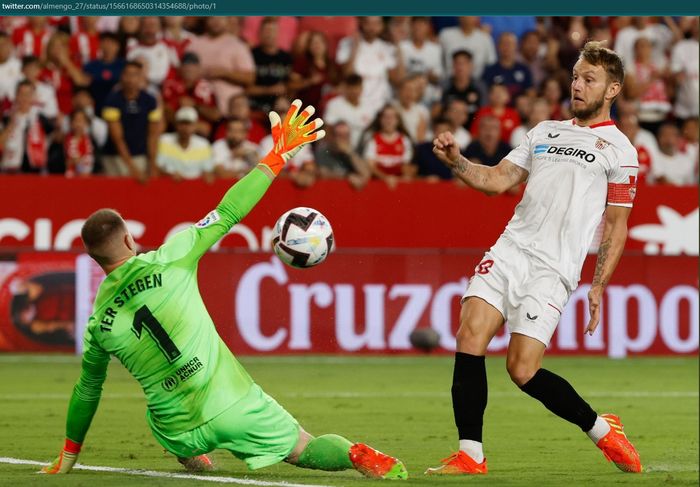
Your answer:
[261,152,285,176]
[64,438,82,454]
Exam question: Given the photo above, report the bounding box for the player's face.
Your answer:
[570,60,608,121]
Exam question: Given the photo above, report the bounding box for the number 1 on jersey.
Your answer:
[132,305,182,363]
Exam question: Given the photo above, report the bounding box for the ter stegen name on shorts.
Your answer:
[162,357,204,391]
[99,273,163,332]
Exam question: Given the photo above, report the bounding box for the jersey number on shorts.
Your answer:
[132,305,182,363]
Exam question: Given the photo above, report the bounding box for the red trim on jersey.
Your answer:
[547,303,562,314]
[619,165,638,168]
[571,119,616,129]
[607,182,636,204]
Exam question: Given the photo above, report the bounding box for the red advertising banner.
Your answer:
[0,176,697,255]
[0,251,696,356]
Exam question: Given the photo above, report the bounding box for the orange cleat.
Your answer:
[177,454,215,472]
[596,414,642,473]
[424,451,487,475]
[349,443,408,479]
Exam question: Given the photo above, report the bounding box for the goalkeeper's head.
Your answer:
[570,40,625,123]
[81,209,137,272]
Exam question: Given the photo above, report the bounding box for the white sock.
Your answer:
[586,416,611,444]
[459,440,484,463]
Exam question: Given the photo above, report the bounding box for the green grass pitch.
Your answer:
[0,354,697,486]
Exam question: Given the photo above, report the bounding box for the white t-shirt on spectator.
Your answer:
[336,37,397,109]
[323,95,376,150]
[258,134,313,172]
[632,127,659,182]
[128,41,179,86]
[670,38,699,119]
[650,146,697,186]
[439,27,496,78]
[393,101,429,143]
[399,39,444,79]
[212,138,259,174]
[0,57,21,101]
[614,24,674,70]
[33,81,59,119]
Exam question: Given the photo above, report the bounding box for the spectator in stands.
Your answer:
[482,32,534,102]
[67,87,108,150]
[388,16,412,44]
[101,60,160,180]
[394,75,429,143]
[681,118,699,157]
[0,32,22,109]
[362,104,416,188]
[12,16,52,58]
[315,121,371,190]
[540,77,568,120]
[41,32,90,116]
[624,36,672,135]
[296,16,358,59]
[259,98,318,188]
[0,81,55,174]
[157,106,214,182]
[162,52,219,138]
[414,117,454,181]
[117,16,140,50]
[441,50,483,130]
[439,16,496,78]
[162,16,195,60]
[324,74,374,151]
[443,98,472,150]
[614,16,677,71]
[400,17,443,85]
[64,109,95,177]
[671,17,699,121]
[70,16,101,65]
[212,118,260,179]
[510,97,551,147]
[618,109,658,183]
[649,122,697,186]
[242,16,298,52]
[248,17,293,113]
[127,16,178,88]
[20,55,59,121]
[471,83,520,144]
[84,32,125,114]
[188,17,255,114]
[464,114,511,168]
[336,16,402,110]
[517,30,546,90]
[223,94,268,144]
[289,31,337,110]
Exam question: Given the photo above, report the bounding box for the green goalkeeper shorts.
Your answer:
[149,383,300,470]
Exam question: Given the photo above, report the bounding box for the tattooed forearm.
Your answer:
[452,156,492,190]
[592,237,612,288]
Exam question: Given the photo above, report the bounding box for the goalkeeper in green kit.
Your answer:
[42,100,408,480]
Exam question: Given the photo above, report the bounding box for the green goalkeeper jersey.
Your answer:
[65,168,273,443]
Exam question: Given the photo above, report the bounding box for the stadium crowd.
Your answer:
[0,15,697,187]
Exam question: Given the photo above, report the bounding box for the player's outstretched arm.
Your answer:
[42,334,110,474]
[433,131,528,195]
[585,205,632,336]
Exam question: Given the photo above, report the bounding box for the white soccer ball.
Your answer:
[271,207,334,268]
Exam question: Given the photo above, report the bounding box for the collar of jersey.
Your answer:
[570,119,616,129]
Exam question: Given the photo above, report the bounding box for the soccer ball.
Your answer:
[271,207,334,268]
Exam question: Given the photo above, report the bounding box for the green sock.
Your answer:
[294,434,354,471]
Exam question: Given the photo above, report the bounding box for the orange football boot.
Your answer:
[349,443,408,479]
[424,451,488,475]
[596,414,642,473]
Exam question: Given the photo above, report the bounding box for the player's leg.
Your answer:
[286,426,407,479]
[508,310,641,472]
[426,295,505,476]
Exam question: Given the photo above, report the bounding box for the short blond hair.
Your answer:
[579,41,625,85]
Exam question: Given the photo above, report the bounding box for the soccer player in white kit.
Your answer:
[426,41,642,475]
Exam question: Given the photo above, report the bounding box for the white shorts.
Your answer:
[462,237,570,347]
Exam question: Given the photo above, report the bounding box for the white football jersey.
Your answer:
[499,119,639,291]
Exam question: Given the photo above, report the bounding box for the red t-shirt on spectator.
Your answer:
[69,31,100,65]
[162,76,216,113]
[213,119,267,145]
[64,132,94,176]
[39,66,73,115]
[471,106,522,144]
[163,31,196,60]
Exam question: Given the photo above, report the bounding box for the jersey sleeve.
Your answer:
[504,126,535,172]
[65,323,110,444]
[607,146,639,207]
[154,166,273,265]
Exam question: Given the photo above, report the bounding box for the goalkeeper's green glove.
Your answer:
[260,98,325,176]
[41,438,81,474]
